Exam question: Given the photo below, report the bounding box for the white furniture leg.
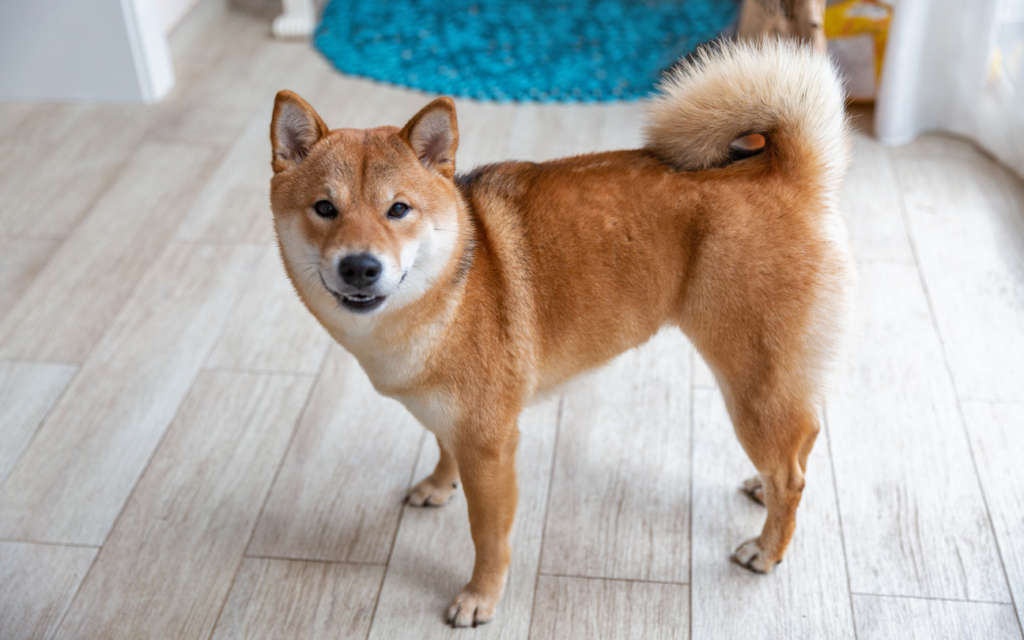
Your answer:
[273,0,316,39]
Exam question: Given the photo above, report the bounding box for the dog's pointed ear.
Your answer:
[400,97,459,179]
[271,90,329,173]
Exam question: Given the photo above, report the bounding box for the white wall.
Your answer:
[0,0,176,102]
[151,0,202,34]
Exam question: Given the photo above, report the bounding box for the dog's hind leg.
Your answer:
[723,388,820,573]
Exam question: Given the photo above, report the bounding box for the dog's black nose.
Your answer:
[339,253,382,288]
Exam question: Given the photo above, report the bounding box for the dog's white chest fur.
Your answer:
[396,390,459,446]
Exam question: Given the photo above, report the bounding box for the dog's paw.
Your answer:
[405,477,458,507]
[731,538,779,574]
[741,475,765,506]
[446,588,498,628]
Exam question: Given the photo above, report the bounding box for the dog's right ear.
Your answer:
[400,97,459,179]
[271,90,329,173]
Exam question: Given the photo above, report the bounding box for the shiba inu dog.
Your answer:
[269,39,852,627]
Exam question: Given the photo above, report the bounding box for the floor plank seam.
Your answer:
[853,257,919,266]
[687,348,696,640]
[0,358,81,367]
[0,232,71,242]
[537,571,690,587]
[175,239,276,248]
[850,591,1015,606]
[891,152,1023,631]
[364,429,429,640]
[958,397,1024,406]
[201,366,320,377]
[824,401,862,640]
[0,538,100,550]
[208,347,330,640]
[527,393,564,640]
[0,364,80,487]
[241,554,388,567]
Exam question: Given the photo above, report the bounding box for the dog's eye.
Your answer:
[387,202,410,219]
[313,200,337,219]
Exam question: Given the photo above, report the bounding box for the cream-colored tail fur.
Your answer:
[645,38,848,185]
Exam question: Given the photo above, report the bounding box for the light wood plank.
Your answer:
[306,68,463,135]
[0,103,91,147]
[0,541,97,640]
[888,132,994,163]
[891,151,1024,402]
[205,245,329,373]
[853,595,1022,640]
[962,401,1024,627]
[0,102,39,139]
[247,344,423,562]
[173,118,276,244]
[0,142,220,362]
[505,103,606,161]
[690,389,855,639]
[840,133,915,264]
[0,104,150,238]
[0,362,76,482]
[827,262,1007,601]
[529,576,689,640]
[541,329,690,583]
[448,101,519,170]
[0,243,262,544]
[0,238,58,319]
[368,399,559,640]
[211,558,383,640]
[57,370,313,639]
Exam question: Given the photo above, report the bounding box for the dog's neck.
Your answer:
[335,195,476,396]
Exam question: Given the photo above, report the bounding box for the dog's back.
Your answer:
[454,39,852,398]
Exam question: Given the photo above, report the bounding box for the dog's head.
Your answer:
[269,91,463,333]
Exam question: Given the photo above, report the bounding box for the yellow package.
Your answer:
[825,0,893,101]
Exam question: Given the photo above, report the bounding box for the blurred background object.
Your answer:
[824,0,892,101]
[875,0,1024,176]
[273,0,318,38]
[737,0,827,53]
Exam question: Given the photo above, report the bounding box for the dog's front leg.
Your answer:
[446,418,520,628]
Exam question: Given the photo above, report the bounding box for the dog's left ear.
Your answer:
[400,97,459,179]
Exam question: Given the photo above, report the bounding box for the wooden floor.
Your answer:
[1,3,1023,639]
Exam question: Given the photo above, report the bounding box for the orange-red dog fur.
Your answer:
[269,39,853,627]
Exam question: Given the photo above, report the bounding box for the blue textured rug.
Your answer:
[313,0,739,103]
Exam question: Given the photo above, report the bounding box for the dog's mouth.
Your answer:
[319,273,387,314]
[338,292,386,312]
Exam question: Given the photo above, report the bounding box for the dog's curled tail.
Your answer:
[645,38,848,182]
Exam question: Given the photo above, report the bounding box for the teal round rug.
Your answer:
[313,0,740,103]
